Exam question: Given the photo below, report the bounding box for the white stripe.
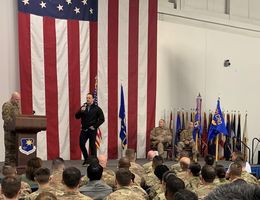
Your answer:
[30,15,47,160]
[79,21,90,159]
[137,0,149,158]
[55,19,70,160]
[98,0,109,157]
[118,0,129,157]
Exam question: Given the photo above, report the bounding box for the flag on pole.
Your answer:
[174,111,181,145]
[119,85,127,149]
[181,111,185,130]
[193,94,202,140]
[231,112,237,151]
[236,113,241,151]
[224,112,232,160]
[201,112,208,157]
[93,77,102,149]
[208,99,228,141]
[242,113,248,160]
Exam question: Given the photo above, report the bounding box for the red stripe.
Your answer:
[89,22,98,93]
[67,20,81,160]
[108,0,119,159]
[146,0,157,153]
[18,12,33,114]
[43,17,60,159]
[128,0,139,151]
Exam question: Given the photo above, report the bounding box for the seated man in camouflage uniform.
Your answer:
[0,177,21,200]
[150,119,172,156]
[2,92,21,166]
[177,122,196,160]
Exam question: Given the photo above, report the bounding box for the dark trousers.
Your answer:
[79,129,97,161]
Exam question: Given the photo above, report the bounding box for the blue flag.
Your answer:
[175,112,182,145]
[208,99,228,141]
[119,85,127,149]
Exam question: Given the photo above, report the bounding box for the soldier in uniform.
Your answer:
[2,92,21,165]
[150,119,172,156]
[0,176,21,200]
[177,122,196,160]
[125,148,145,178]
[49,157,65,192]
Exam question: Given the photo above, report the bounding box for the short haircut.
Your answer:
[215,164,226,179]
[1,177,21,199]
[162,171,177,183]
[87,163,103,181]
[87,93,94,98]
[229,162,242,177]
[118,157,131,168]
[26,157,43,181]
[35,168,51,184]
[189,162,201,177]
[52,157,65,170]
[154,165,169,181]
[125,148,135,161]
[35,192,58,200]
[204,181,260,200]
[152,155,164,169]
[2,165,16,177]
[88,156,99,165]
[116,168,132,186]
[173,189,198,200]
[62,167,81,188]
[201,165,216,183]
[165,176,185,197]
[205,155,215,166]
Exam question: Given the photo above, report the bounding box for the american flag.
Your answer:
[18,0,157,160]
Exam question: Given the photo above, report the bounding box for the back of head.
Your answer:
[125,148,136,162]
[215,164,226,179]
[116,168,132,187]
[154,164,169,181]
[118,157,131,169]
[147,150,156,161]
[98,154,107,168]
[26,157,43,181]
[179,157,191,171]
[35,192,57,200]
[234,156,246,168]
[62,167,81,189]
[152,155,164,169]
[204,155,215,166]
[179,151,190,159]
[87,163,103,181]
[88,156,99,165]
[35,168,51,185]
[52,157,65,171]
[165,176,185,199]
[229,162,242,178]
[189,162,201,177]
[173,189,198,200]
[201,165,216,183]
[162,171,177,184]
[1,176,21,199]
[2,165,17,177]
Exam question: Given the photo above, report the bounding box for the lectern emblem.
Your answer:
[19,138,36,155]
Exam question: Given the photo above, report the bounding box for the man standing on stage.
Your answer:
[2,92,21,166]
[75,93,104,166]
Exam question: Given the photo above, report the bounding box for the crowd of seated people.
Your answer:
[0,149,260,200]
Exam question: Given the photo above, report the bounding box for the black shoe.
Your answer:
[82,161,87,167]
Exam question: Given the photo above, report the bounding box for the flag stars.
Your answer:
[89,8,94,14]
[39,1,46,8]
[74,7,80,14]
[82,0,88,5]
[57,4,63,11]
[22,0,29,5]
[66,0,72,5]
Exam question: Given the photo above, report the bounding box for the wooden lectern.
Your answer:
[14,115,46,169]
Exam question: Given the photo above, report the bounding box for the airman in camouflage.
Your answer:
[150,119,172,156]
[25,186,63,200]
[2,92,21,165]
[241,170,258,184]
[102,168,116,190]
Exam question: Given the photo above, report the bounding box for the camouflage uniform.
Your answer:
[80,175,89,187]
[186,176,201,191]
[151,184,165,200]
[130,185,149,200]
[170,163,182,173]
[176,171,189,185]
[213,178,229,186]
[143,170,159,187]
[143,161,153,174]
[102,168,116,190]
[130,162,145,178]
[57,191,92,200]
[194,183,216,200]
[2,101,20,165]
[25,186,64,200]
[148,181,162,200]
[20,181,32,199]
[150,127,172,156]
[177,129,196,159]
[241,171,258,184]
[104,186,145,200]
[49,170,65,191]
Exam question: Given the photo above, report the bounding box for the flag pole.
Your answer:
[195,131,198,162]
[216,135,219,162]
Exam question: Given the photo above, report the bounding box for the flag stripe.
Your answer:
[128,0,139,151]
[31,15,47,160]
[137,0,149,158]
[146,0,157,152]
[18,12,33,114]
[67,20,81,160]
[107,0,119,159]
[43,17,60,159]
[89,22,98,92]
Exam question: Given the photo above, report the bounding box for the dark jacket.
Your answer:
[75,103,105,130]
